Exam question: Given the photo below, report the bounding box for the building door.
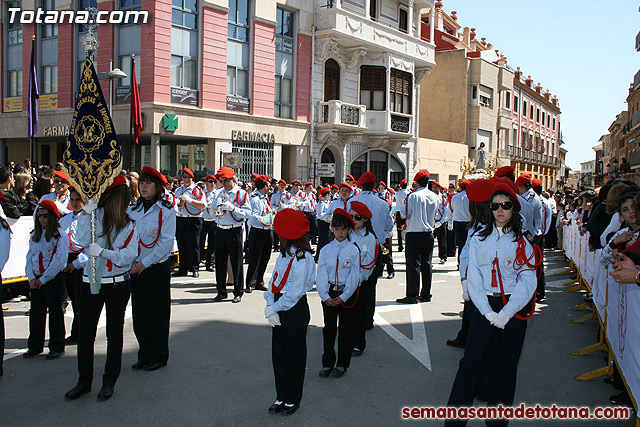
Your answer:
[232,140,274,184]
[324,59,340,101]
[350,150,405,187]
[320,148,336,186]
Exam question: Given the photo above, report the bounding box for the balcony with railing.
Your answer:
[498,145,560,167]
[365,110,413,135]
[498,107,512,129]
[317,100,367,130]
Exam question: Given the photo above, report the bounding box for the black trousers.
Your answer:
[352,275,374,351]
[434,224,447,260]
[246,228,273,289]
[454,300,476,342]
[176,217,203,273]
[272,294,310,405]
[395,212,405,251]
[447,225,457,257]
[199,220,216,269]
[28,272,65,353]
[64,253,83,340]
[454,221,469,260]
[446,297,529,427]
[130,259,171,365]
[272,231,280,251]
[404,232,434,299]
[381,242,394,275]
[321,290,357,369]
[304,212,317,245]
[316,221,331,261]
[215,226,244,298]
[77,280,130,387]
[0,277,5,376]
[534,238,545,298]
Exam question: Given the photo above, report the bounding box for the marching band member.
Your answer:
[346,174,362,197]
[394,179,409,252]
[174,168,205,278]
[286,180,308,211]
[316,187,333,258]
[446,183,537,427]
[39,170,72,215]
[264,209,315,415]
[450,180,471,260]
[515,173,543,303]
[330,184,340,200]
[246,176,274,293]
[431,181,448,264]
[65,176,138,401]
[200,174,218,272]
[23,200,68,360]
[377,181,392,203]
[316,208,361,379]
[212,167,251,303]
[128,167,177,372]
[302,182,317,245]
[348,201,378,357]
[270,179,289,251]
[396,170,438,304]
[0,201,10,377]
[60,188,88,344]
[327,182,352,214]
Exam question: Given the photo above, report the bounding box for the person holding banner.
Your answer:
[446,184,538,426]
[65,176,138,401]
[23,200,68,361]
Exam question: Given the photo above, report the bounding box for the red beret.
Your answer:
[182,168,195,178]
[346,174,355,181]
[431,181,443,189]
[494,166,515,178]
[532,178,543,188]
[357,171,376,186]
[274,209,309,240]
[291,180,302,186]
[251,173,259,180]
[414,170,429,182]
[459,180,471,189]
[142,166,168,185]
[350,201,372,219]
[466,179,495,203]
[38,199,61,218]
[320,187,331,195]
[400,179,407,185]
[262,176,271,182]
[278,179,287,185]
[331,184,339,190]
[53,170,70,183]
[378,181,387,188]
[332,208,355,228]
[514,173,532,187]
[340,182,352,189]
[492,183,521,210]
[389,188,395,194]
[216,167,235,180]
[205,174,217,182]
[105,175,127,192]
[305,182,313,187]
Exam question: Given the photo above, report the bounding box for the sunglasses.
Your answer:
[350,214,364,221]
[37,212,49,218]
[53,179,68,184]
[206,180,215,183]
[490,201,513,211]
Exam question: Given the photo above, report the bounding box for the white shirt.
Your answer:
[25,226,68,284]
[518,189,543,236]
[450,190,471,222]
[349,228,378,281]
[316,238,361,302]
[395,189,410,218]
[349,191,394,241]
[175,184,205,218]
[39,191,72,216]
[212,185,251,227]
[59,211,88,270]
[264,247,316,312]
[128,200,177,268]
[248,191,273,229]
[405,187,439,233]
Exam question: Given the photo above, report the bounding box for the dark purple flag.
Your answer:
[28,37,39,138]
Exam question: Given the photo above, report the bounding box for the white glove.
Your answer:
[88,243,103,257]
[220,201,236,212]
[84,199,98,214]
[447,222,454,231]
[265,305,276,318]
[484,311,499,324]
[491,311,511,329]
[461,279,470,301]
[181,194,194,203]
[267,313,281,327]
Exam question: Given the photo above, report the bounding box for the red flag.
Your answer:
[131,57,142,146]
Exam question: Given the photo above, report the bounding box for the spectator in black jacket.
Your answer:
[0,165,28,218]
[586,183,613,250]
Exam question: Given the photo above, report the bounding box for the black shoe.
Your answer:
[446,337,466,348]
[537,293,545,302]
[331,367,347,378]
[398,247,403,252]
[268,401,283,413]
[192,271,199,278]
[46,351,64,360]
[254,284,268,291]
[205,267,214,272]
[279,403,299,415]
[23,350,41,359]
[609,391,632,407]
[143,361,166,371]
[132,361,147,370]
[604,377,625,391]
[172,271,188,277]
[396,296,417,304]
[319,367,332,378]
[213,294,226,302]
[417,295,432,303]
[232,296,242,303]
[97,384,114,401]
[352,348,363,357]
[245,287,253,294]
[65,336,78,345]
[387,273,395,279]
[65,384,91,400]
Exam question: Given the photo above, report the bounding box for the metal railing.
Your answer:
[390,114,411,133]
[317,100,366,129]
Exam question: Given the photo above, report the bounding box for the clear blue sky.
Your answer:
[443,0,638,171]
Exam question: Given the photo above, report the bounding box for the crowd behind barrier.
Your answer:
[564,221,640,418]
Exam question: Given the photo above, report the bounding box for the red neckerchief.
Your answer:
[106,228,136,272]
[68,232,83,253]
[271,256,296,293]
[38,238,59,273]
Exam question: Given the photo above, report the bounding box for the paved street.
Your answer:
[0,243,636,426]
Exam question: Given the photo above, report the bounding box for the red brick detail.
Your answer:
[21,25,36,112]
[57,20,74,109]
[295,33,312,122]
[141,0,172,103]
[201,7,227,110]
[252,20,275,116]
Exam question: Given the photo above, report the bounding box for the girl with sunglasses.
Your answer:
[316,208,361,379]
[348,201,377,357]
[23,200,67,360]
[264,209,315,415]
[446,183,538,426]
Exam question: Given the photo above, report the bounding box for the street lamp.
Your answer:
[98,59,128,119]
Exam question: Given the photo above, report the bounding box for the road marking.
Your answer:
[374,304,431,370]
